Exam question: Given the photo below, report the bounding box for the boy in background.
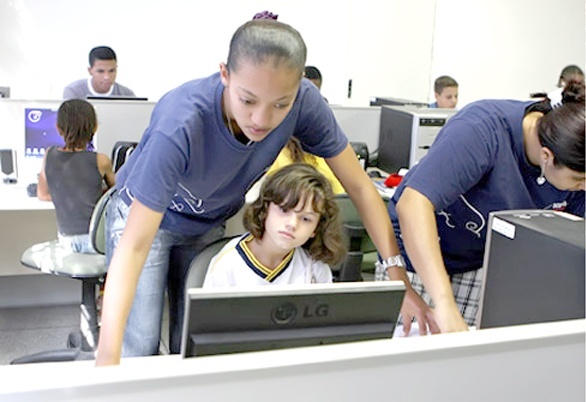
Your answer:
[429,75,458,109]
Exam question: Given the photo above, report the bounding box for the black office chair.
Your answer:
[11,188,116,364]
[111,141,138,173]
[333,194,390,282]
[184,236,238,290]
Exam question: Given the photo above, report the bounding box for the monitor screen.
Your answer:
[24,108,62,158]
[24,107,94,158]
[181,281,406,358]
[477,210,585,329]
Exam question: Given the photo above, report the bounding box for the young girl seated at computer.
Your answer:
[37,99,115,253]
[203,163,346,287]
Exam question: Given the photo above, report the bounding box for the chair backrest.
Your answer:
[111,141,138,173]
[89,187,116,255]
[335,193,390,253]
[184,237,237,290]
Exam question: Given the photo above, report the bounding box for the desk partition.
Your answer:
[330,105,381,156]
[0,319,583,401]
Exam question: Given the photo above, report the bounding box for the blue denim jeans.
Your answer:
[58,233,96,254]
[106,191,224,357]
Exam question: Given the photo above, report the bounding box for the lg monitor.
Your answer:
[181,281,406,358]
[477,210,585,329]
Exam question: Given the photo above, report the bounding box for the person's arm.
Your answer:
[97,152,116,188]
[326,145,438,335]
[36,153,51,201]
[95,199,164,366]
[396,187,468,333]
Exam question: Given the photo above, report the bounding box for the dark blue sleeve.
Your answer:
[293,82,348,159]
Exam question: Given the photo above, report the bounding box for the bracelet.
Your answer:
[375,255,406,270]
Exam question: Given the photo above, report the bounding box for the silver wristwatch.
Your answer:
[375,255,406,270]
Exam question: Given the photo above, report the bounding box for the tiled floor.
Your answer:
[0,304,79,365]
[0,303,170,366]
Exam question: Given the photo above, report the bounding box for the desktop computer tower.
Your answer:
[0,149,17,183]
[477,210,585,329]
[369,96,428,107]
[376,105,457,173]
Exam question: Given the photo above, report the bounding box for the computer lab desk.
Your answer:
[0,319,583,401]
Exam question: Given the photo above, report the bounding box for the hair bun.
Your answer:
[562,80,586,105]
[252,11,279,20]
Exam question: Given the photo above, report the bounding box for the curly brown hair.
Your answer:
[244,163,346,266]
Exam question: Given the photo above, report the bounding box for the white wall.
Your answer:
[0,0,583,107]
[430,0,586,107]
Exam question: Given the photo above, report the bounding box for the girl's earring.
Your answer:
[536,162,546,186]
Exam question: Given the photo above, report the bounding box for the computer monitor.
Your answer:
[24,107,94,158]
[24,108,62,158]
[477,210,585,329]
[86,96,148,101]
[181,281,406,358]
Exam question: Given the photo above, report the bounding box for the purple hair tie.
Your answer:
[252,11,278,20]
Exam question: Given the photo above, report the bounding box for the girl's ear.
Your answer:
[539,146,554,165]
[219,63,229,86]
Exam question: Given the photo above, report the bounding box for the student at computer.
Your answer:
[63,46,136,99]
[37,99,115,253]
[429,75,458,109]
[203,163,345,287]
[382,80,585,333]
[96,18,429,367]
[548,65,584,108]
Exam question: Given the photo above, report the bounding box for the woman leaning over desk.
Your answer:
[96,18,434,366]
[382,81,585,333]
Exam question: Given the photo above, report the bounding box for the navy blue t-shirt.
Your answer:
[389,99,585,274]
[116,73,348,236]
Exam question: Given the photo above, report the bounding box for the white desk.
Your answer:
[0,319,583,401]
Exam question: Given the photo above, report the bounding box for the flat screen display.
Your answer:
[24,108,62,158]
[24,108,94,157]
[181,281,406,358]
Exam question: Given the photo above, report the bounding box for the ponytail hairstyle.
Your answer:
[538,80,585,172]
